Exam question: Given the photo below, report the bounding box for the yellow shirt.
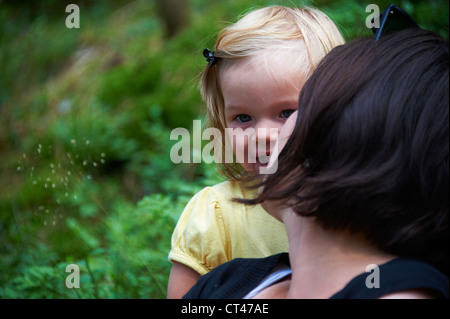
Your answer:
[169,180,288,275]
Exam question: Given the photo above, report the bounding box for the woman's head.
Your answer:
[259,28,449,274]
[201,5,345,179]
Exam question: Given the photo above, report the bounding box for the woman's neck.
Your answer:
[280,211,395,299]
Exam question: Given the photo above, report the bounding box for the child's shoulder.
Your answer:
[211,180,257,199]
[189,180,256,205]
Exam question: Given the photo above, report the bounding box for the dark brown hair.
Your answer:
[254,29,449,274]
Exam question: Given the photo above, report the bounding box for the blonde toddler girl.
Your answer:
[167,5,345,298]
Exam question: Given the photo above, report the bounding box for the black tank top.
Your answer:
[330,257,449,299]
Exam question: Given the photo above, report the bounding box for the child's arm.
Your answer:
[167,261,201,299]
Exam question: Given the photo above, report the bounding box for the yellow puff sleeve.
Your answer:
[169,186,229,275]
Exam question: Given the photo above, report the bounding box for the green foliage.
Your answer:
[0,194,188,298]
[0,0,447,299]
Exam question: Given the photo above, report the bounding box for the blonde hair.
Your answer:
[201,5,345,180]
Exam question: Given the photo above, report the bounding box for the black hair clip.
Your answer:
[203,48,219,67]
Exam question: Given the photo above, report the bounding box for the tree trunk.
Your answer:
[156,0,190,38]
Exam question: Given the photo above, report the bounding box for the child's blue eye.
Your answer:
[281,110,295,118]
[236,114,252,123]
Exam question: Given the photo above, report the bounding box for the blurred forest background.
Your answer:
[0,0,448,298]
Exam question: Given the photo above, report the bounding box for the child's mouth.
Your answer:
[256,154,270,167]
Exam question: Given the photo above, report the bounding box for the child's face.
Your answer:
[220,54,306,174]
